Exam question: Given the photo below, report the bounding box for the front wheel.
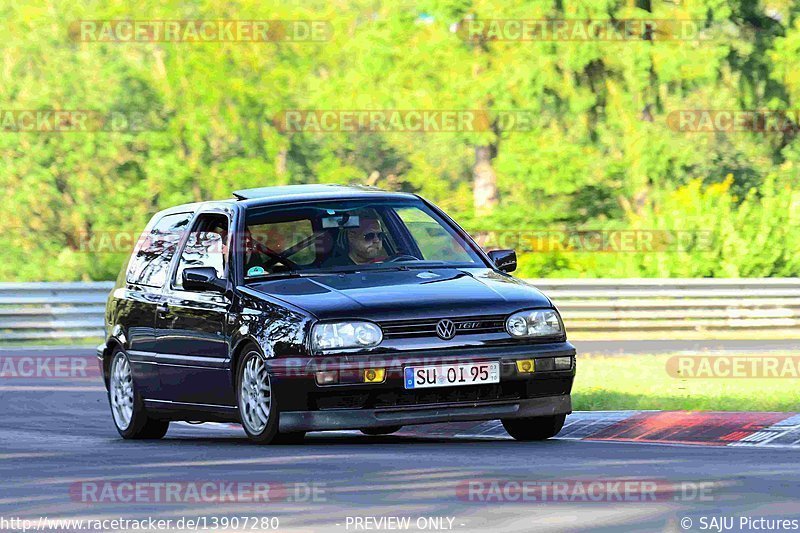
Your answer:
[502,414,566,441]
[108,350,169,439]
[237,350,280,444]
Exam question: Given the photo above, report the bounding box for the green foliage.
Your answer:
[1,0,799,280]
[513,173,800,278]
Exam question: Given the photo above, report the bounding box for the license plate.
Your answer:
[403,362,500,389]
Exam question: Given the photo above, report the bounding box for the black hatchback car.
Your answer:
[99,184,575,444]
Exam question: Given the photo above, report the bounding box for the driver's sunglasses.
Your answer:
[363,231,385,242]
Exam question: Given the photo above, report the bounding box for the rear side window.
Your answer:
[126,212,193,287]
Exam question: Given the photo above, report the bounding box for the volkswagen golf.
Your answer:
[99,184,575,444]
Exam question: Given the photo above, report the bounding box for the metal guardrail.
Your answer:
[527,278,800,332]
[1,279,799,342]
[0,282,112,342]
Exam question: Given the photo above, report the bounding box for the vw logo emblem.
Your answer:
[436,319,456,340]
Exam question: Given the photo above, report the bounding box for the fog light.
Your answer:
[364,368,386,383]
[316,370,339,385]
[515,359,535,373]
[554,356,573,370]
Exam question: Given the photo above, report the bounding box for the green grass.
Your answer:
[572,353,800,412]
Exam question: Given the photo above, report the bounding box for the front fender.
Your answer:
[229,290,314,380]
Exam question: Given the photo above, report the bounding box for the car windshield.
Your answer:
[241,199,484,279]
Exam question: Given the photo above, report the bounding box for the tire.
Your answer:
[501,414,566,441]
[107,349,169,440]
[237,349,280,444]
[360,426,402,436]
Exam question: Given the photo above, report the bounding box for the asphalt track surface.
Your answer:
[2,357,800,533]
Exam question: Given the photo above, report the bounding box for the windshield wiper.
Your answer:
[397,261,450,269]
[245,271,318,281]
[248,262,462,279]
[328,265,410,274]
[327,262,454,274]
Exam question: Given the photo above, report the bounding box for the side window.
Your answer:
[174,213,229,290]
[126,213,192,288]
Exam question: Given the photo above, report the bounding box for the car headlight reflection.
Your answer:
[505,309,563,338]
[311,321,383,351]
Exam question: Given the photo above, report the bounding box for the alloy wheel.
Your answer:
[110,353,134,430]
[239,354,272,434]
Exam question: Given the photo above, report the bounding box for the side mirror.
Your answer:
[487,249,517,273]
[182,267,227,293]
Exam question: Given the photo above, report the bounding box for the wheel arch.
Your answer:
[102,337,125,388]
[230,337,269,388]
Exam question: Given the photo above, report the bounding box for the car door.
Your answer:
[154,208,235,406]
[120,211,193,397]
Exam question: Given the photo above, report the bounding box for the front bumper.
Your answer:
[270,341,576,430]
[279,393,571,432]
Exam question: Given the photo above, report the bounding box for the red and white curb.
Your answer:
[446,411,800,448]
[176,411,800,448]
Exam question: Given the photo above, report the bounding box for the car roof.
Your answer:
[231,184,418,207]
[153,184,419,218]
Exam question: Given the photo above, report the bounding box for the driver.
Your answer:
[326,217,388,266]
[348,217,387,264]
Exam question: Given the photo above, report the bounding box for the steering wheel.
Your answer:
[251,239,298,270]
[385,254,420,263]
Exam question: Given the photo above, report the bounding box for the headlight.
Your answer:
[505,309,563,338]
[311,321,383,351]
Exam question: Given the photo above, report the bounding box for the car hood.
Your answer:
[245,268,552,321]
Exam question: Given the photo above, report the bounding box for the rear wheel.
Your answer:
[360,426,402,436]
[108,350,169,439]
[502,414,566,441]
[237,349,279,444]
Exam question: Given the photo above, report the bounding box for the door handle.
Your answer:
[156,302,169,314]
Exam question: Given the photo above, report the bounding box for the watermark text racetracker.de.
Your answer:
[0,110,161,133]
[0,515,281,532]
[74,228,713,254]
[667,356,800,379]
[457,478,716,503]
[456,19,714,42]
[473,229,713,253]
[70,20,332,42]
[0,356,99,379]
[273,110,534,133]
[667,110,800,133]
[70,481,325,504]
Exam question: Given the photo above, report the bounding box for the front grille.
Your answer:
[379,315,507,339]
[315,392,370,410]
[372,382,523,408]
